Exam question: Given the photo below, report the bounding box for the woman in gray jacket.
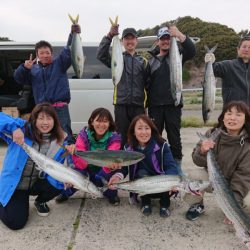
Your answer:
[185,101,250,223]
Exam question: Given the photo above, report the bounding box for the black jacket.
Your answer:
[213,58,250,106]
[147,36,196,107]
[96,36,149,107]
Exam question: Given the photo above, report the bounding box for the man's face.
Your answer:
[122,34,138,53]
[237,40,250,61]
[157,35,171,52]
[37,47,52,65]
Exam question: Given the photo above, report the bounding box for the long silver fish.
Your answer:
[198,130,250,249]
[202,45,217,124]
[21,143,103,198]
[109,16,124,86]
[111,175,210,196]
[68,14,85,79]
[74,150,144,167]
[169,36,182,106]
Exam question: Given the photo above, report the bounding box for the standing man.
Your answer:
[205,36,250,106]
[97,25,149,146]
[14,25,81,144]
[147,26,196,169]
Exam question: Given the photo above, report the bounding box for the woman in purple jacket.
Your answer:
[109,114,178,217]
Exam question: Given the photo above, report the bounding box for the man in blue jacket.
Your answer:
[14,25,81,144]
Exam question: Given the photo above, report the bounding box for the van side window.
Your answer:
[53,45,111,79]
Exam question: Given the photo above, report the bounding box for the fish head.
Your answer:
[186,180,210,195]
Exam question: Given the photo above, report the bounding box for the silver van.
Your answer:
[0,41,114,134]
[0,37,199,133]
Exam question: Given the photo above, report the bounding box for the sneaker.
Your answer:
[34,201,50,217]
[160,207,171,218]
[108,196,120,206]
[141,205,152,216]
[186,203,205,221]
[55,194,69,203]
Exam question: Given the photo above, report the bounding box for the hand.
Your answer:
[108,175,121,190]
[169,25,186,42]
[205,53,215,63]
[106,162,121,170]
[200,140,215,154]
[107,25,119,39]
[12,128,24,145]
[24,54,37,69]
[64,144,76,154]
[71,24,81,34]
[64,182,73,190]
[169,187,178,196]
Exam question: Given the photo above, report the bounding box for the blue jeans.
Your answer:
[54,105,75,144]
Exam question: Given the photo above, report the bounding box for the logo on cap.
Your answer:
[157,27,170,39]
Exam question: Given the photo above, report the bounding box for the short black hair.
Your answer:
[35,40,53,53]
[237,36,250,48]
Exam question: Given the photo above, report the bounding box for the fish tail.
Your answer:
[204,44,218,53]
[68,13,78,24]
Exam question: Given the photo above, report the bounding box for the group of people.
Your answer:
[0,20,250,230]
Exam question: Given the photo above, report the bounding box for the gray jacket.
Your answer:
[96,36,149,107]
[213,58,250,106]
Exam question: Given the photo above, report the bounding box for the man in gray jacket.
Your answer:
[97,26,149,146]
[205,36,250,106]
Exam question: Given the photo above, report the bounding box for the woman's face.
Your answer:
[223,107,245,135]
[36,112,54,134]
[91,115,110,139]
[134,119,151,147]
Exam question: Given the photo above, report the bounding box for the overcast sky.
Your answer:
[1,0,249,42]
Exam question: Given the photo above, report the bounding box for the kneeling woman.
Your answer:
[185,101,250,223]
[0,103,72,230]
[55,107,122,205]
[109,114,178,217]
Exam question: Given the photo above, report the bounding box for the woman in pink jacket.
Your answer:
[55,107,122,205]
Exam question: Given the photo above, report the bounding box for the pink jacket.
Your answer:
[72,128,121,173]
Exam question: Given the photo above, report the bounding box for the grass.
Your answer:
[181,116,216,128]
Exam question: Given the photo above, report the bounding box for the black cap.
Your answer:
[122,28,137,39]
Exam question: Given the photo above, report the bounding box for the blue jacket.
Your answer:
[14,47,71,104]
[0,112,68,207]
[122,139,178,180]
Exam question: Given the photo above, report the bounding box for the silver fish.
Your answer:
[112,175,210,196]
[109,16,124,86]
[198,131,250,248]
[21,143,103,198]
[74,150,144,167]
[169,36,182,106]
[202,45,217,124]
[68,14,85,79]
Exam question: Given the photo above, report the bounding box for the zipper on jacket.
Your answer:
[130,55,134,105]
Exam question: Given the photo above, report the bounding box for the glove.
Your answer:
[71,24,81,34]
[107,25,119,39]
[204,53,215,63]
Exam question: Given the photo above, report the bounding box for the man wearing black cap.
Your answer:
[147,26,196,171]
[97,25,149,146]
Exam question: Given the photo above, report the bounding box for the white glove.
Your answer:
[204,53,215,63]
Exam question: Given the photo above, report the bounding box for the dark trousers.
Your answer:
[148,105,182,160]
[0,178,61,230]
[54,105,75,144]
[136,168,170,208]
[114,105,145,147]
